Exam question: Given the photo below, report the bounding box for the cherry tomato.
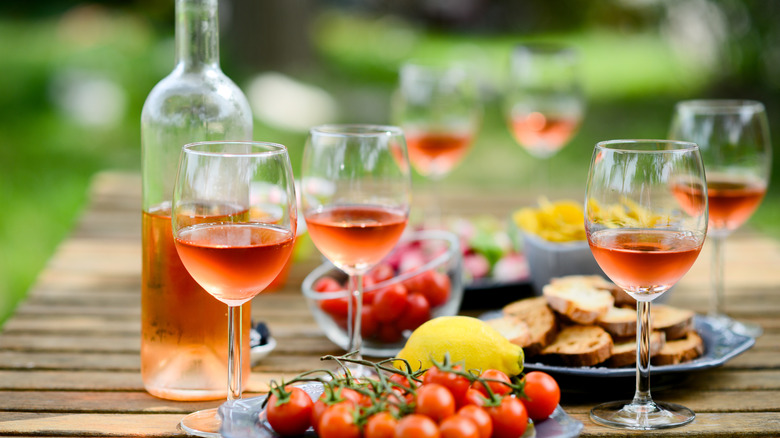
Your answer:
[320,296,349,319]
[374,283,408,322]
[389,372,420,394]
[370,262,396,284]
[457,405,492,438]
[423,365,470,406]
[521,371,560,421]
[402,270,430,295]
[439,415,479,438]
[460,388,487,407]
[360,304,379,338]
[311,394,353,434]
[471,369,512,398]
[364,411,398,438]
[421,270,451,308]
[394,414,440,438]
[376,321,403,343]
[415,382,456,423]
[318,403,361,438]
[396,293,432,332]
[314,277,343,292]
[339,387,366,406]
[266,386,313,436]
[485,396,528,438]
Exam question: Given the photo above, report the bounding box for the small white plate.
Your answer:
[250,337,277,365]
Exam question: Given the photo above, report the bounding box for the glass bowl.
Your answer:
[520,231,605,295]
[301,229,463,357]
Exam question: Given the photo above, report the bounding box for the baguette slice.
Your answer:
[543,278,615,325]
[484,316,532,347]
[540,325,613,367]
[607,331,666,368]
[597,306,637,337]
[551,274,635,308]
[652,331,704,365]
[502,297,558,357]
[652,305,695,340]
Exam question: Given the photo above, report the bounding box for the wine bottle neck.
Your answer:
[175,0,220,70]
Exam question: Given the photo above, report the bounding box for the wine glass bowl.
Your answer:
[301,229,463,357]
[669,99,771,336]
[171,141,297,437]
[585,140,708,430]
[301,124,412,364]
[506,43,584,160]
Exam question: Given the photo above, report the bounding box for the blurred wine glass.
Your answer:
[669,99,772,337]
[393,62,482,227]
[506,43,584,189]
[300,124,412,370]
[585,140,708,429]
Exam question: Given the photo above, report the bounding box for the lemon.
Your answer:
[396,316,524,376]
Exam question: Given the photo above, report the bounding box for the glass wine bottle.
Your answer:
[140,0,253,401]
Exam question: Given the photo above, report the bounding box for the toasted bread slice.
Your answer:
[484,316,532,347]
[502,297,558,357]
[540,325,613,367]
[551,274,635,308]
[607,331,666,368]
[651,305,695,340]
[543,278,614,325]
[652,331,704,365]
[597,306,637,337]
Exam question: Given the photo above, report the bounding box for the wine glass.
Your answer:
[301,124,411,367]
[585,140,708,429]
[669,99,771,337]
[392,62,481,227]
[172,141,297,437]
[506,43,584,188]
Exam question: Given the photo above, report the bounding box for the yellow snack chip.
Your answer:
[512,197,586,242]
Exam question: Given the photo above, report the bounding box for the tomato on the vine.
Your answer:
[265,386,313,436]
[364,411,398,438]
[311,392,353,434]
[485,396,528,438]
[439,414,480,438]
[318,403,361,438]
[471,369,513,397]
[414,382,456,422]
[461,388,487,407]
[423,364,470,406]
[457,405,492,438]
[394,414,440,438]
[521,371,560,421]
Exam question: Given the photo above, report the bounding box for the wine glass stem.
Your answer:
[227,304,242,401]
[710,236,725,317]
[633,300,653,407]
[347,274,364,360]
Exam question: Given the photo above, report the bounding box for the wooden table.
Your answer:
[2,171,779,437]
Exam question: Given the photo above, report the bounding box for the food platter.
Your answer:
[219,383,583,438]
[480,311,754,379]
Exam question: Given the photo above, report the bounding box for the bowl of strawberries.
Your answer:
[301,229,464,356]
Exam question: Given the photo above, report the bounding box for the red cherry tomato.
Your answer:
[402,270,430,295]
[318,403,361,438]
[266,386,313,436]
[457,405,493,438]
[423,365,470,406]
[376,321,404,343]
[370,262,396,284]
[439,415,480,438]
[521,371,560,421]
[485,396,528,438]
[415,382,456,423]
[421,270,451,308]
[389,372,420,394]
[374,283,408,322]
[360,304,379,338]
[364,411,398,438]
[394,414,440,438]
[396,293,432,332]
[319,296,349,319]
[471,369,512,398]
[313,276,343,292]
[460,388,487,407]
[310,393,353,434]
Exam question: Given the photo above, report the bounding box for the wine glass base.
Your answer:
[590,400,695,430]
[709,313,763,338]
[179,408,222,437]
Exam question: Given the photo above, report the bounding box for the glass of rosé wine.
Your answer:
[392,62,481,227]
[172,141,297,437]
[506,43,584,188]
[585,140,708,430]
[669,100,771,338]
[301,125,411,368]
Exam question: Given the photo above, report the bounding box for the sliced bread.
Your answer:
[652,305,695,340]
[651,331,704,365]
[484,316,532,347]
[597,306,637,338]
[543,278,615,325]
[540,325,613,367]
[607,331,666,368]
[502,296,558,357]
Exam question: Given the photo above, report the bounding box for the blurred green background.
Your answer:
[1,0,779,325]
